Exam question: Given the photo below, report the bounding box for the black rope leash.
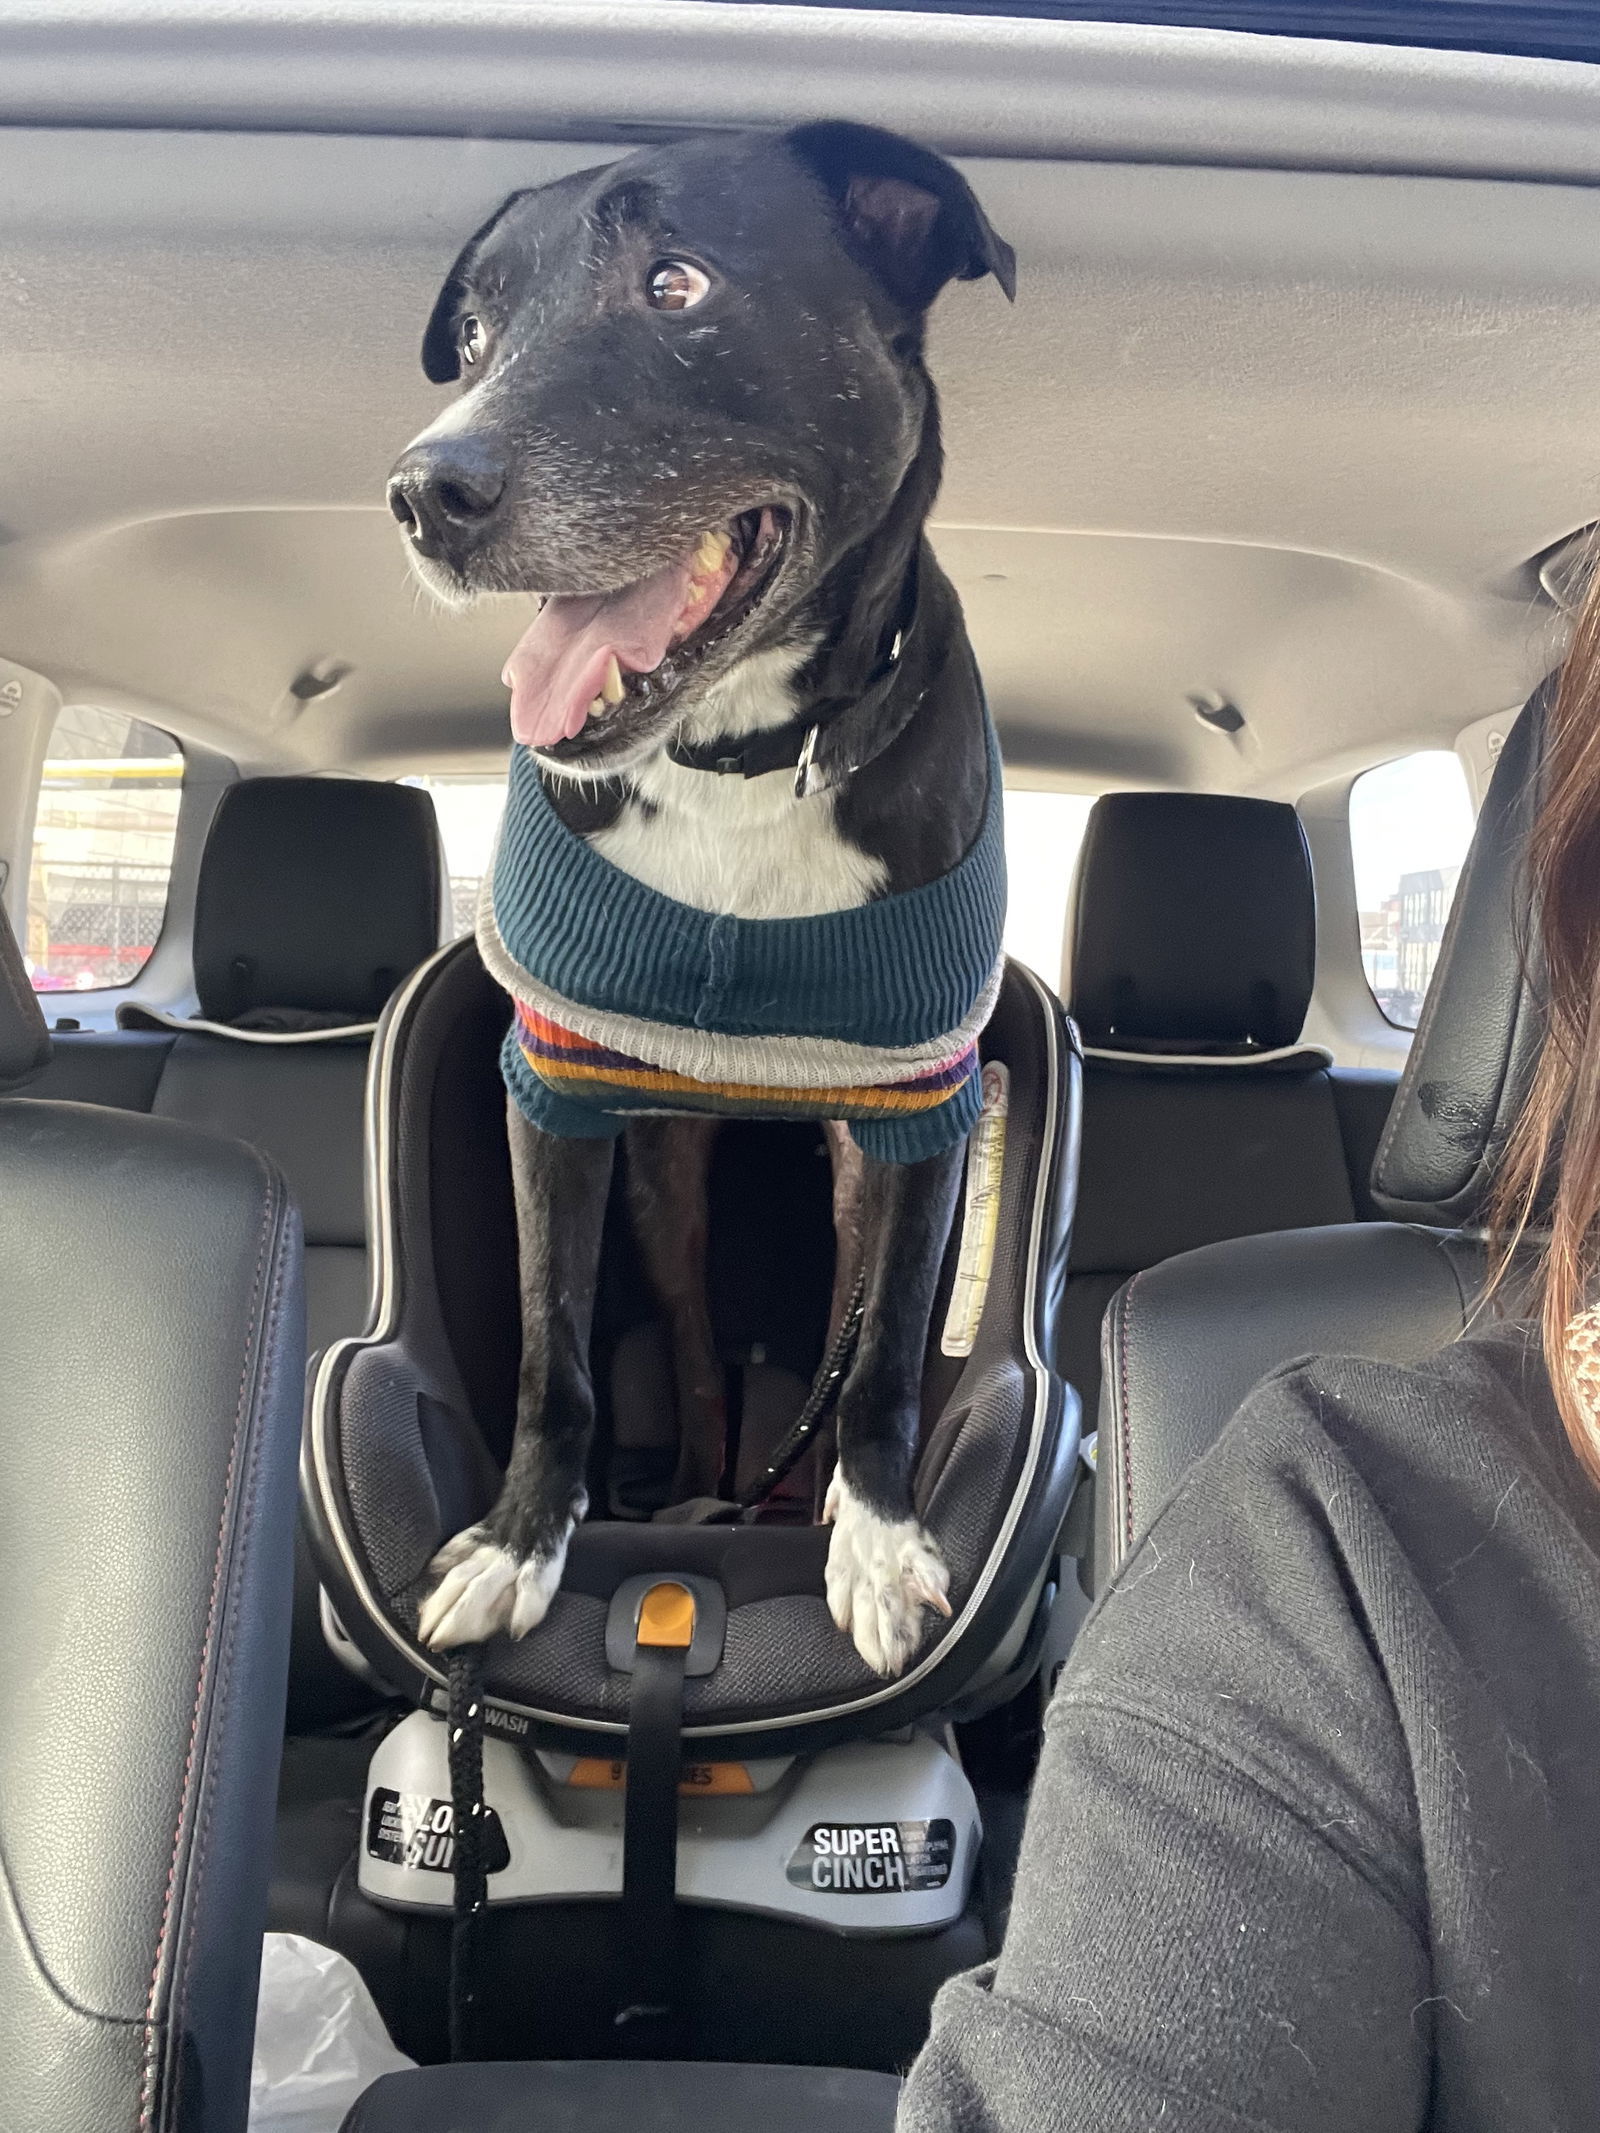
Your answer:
[736,1270,866,1517]
[446,1646,488,2062]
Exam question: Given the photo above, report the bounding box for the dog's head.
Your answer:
[388,122,1013,776]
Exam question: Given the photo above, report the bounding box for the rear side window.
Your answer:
[1349,750,1475,1030]
[26,706,184,994]
[399,774,508,938]
[1002,789,1094,987]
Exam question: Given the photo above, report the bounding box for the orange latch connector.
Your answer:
[636,1580,696,1651]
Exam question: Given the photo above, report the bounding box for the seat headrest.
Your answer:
[0,902,50,1093]
[1370,680,1550,1228]
[1065,793,1316,1054]
[193,777,442,1025]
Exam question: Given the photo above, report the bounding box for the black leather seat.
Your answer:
[0,906,304,2131]
[342,2058,899,2130]
[1062,791,1398,1428]
[1095,684,1544,1586]
[25,773,443,1732]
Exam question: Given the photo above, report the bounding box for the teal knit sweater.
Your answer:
[477,724,1007,1164]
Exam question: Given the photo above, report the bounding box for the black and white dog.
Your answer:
[388,122,1014,1676]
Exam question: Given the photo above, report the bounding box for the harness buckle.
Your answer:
[794,724,821,800]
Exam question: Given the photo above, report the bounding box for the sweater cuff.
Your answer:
[849,1072,982,1165]
[501,1028,628,1140]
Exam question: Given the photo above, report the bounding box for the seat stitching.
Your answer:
[171,1200,292,2127]
[1117,1273,1140,1563]
[138,1168,276,2133]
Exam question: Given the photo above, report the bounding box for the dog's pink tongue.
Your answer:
[503,555,697,749]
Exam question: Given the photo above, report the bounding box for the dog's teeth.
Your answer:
[601,654,626,706]
[696,529,731,572]
[588,694,606,718]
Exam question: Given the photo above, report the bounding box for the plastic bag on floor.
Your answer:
[249,1932,415,2133]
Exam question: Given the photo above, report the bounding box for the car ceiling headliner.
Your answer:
[2,11,1597,795]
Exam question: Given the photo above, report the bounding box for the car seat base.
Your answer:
[359,1710,980,1935]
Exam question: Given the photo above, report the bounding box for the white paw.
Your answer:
[416,1520,574,1650]
[823,1473,952,1677]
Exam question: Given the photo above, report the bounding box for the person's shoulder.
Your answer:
[1230,1317,1548,1479]
[1063,1320,1555,1837]
[1092,1317,1555,1634]
[1274,1314,1541,1402]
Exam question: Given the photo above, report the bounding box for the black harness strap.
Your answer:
[445,1647,489,2062]
[615,1582,695,2050]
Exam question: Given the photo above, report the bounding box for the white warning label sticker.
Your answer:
[940,1061,1009,1357]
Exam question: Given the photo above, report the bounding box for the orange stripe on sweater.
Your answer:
[518,1045,964,1114]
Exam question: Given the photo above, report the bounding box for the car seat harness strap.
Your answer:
[616,1582,696,2049]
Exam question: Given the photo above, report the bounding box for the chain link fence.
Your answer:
[27,860,171,991]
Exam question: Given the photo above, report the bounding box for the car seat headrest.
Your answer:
[1064,793,1315,1056]
[0,901,50,1093]
[192,777,443,1026]
[1370,678,1551,1229]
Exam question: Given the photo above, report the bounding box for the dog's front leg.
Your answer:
[824,1142,964,1677]
[625,1117,727,1504]
[418,1105,614,1649]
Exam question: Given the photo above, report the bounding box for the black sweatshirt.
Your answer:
[901,1322,1600,2131]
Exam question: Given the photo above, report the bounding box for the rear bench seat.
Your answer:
[1059,792,1398,1425]
[24,773,443,1729]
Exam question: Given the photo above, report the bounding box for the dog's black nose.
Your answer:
[387,438,509,562]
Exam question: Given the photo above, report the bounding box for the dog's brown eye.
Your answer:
[645,260,711,312]
[458,315,487,367]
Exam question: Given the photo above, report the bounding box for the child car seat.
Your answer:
[301,936,1079,2062]
[307,939,1078,1744]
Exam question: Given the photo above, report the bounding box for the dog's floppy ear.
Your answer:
[784,121,1016,315]
[420,191,534,384]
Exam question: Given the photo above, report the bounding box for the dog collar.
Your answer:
[664,588,921,799]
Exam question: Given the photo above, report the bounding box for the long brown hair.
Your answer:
[1489,581,1600,1483]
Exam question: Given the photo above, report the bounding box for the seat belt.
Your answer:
[615,1580,696,2048]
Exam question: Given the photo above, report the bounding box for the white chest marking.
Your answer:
[589,649,888,920]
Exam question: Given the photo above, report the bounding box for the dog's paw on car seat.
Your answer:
[415,1521,573,1648]
[823,1472,952,1677]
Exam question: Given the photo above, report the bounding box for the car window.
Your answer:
[1349,749,1475,1032]
[1003,790,1093,989]
[403,772,1093,988]
[401,775,508,938]
[25,705,184,994]
[753,0,1600,66]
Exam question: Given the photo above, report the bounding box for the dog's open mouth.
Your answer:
[502,506,791,752]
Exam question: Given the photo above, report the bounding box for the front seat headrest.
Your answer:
[0,902,50,1092]
[193,777,443,1025]
[1371,678,1551,1229]
[1065,792,1315,1054]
